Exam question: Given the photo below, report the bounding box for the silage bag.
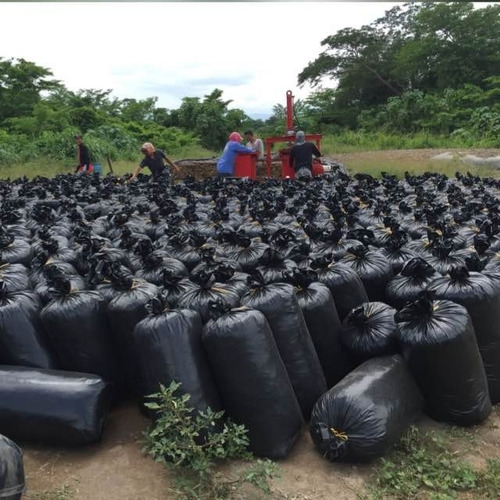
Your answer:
[202,304,303,459]
[427,267,500,404]
[340,302,399,365]
[285,269,353,388]
[133,296,221,417]
[40,277,123,396]
[395,294,492,425]
[310,256,369,321]
[310,354,423,462]
[240,276,327,419]
[0,365,112,446]
[0,434,24,500]
[0,282,57,369]
[105,272,160,397]
[384,257,440,310]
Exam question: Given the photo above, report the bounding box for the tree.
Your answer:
[0,57,62,124]
[298,2,500,128]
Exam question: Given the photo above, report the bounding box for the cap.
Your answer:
[228,132,243,142]
[295,131,305,144]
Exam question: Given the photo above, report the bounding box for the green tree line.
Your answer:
[297,1,500,143]
[0,1,498,167]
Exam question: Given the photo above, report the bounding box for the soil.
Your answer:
[21,402,500,500]
[18,148,500,499]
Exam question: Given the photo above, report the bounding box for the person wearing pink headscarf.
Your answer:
[216,132,256,177]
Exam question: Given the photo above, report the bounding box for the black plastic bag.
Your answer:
[177,270,240,323]
[105,272,160,397]
[202,304,303,459]
[0,434,24,500]
[340,245,394,302]
[133,296,221,417]
[310,256,369,321]
[256,248,297,284]
[427,267,500,404]
[40,277,123,397]
[340,302,399,365]
[240,277,326,419]
[384,258,440,310]
[284,269,353,388]
[0,282,57,369]
[395,295,491,425]
[0,365,112,446]
[310,355,423,462]
[0,263,30,292]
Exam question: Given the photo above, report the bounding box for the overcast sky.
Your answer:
[0,2,484,119]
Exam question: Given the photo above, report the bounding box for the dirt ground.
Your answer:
[18,148,500,499]
[21,401,500,500]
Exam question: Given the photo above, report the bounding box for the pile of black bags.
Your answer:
[0,168,498,464]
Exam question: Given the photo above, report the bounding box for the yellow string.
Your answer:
[330,427,348,441]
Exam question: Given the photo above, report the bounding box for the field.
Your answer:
[9,147,500,500]
[1,147,500,181]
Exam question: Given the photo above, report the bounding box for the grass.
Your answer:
[26,484,73,500]
[368,425,500,500]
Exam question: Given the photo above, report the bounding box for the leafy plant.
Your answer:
[143,381,278,499]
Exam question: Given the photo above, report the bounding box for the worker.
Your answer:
[244,130,264,159]
[289,131,322,180]
[128,142,180,183]
[74,134,93,173]
[217,132,256,178]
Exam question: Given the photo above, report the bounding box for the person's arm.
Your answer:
[233,143,256,155]
[164,154,180,173]
[256,139,264,158]
[312,144,322,158]
[128,165,142,182]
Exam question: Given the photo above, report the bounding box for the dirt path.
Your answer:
[21,401,500,500]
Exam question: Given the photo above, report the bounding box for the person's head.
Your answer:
[244,130,255,142]
[74,134,83,145]
[228,132,243,143]
[140,142,155,155]
[295,131,306,145]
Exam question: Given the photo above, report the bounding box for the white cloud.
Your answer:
[1,2,487,118]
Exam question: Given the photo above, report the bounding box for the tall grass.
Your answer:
[321,131,499,154]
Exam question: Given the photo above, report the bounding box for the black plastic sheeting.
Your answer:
[286,271,353,388]
[240,280,327,419]
[133,298,221,417]
[0,283,57,369]
[0,434,24,500]
[0,264,30,293]
[396,295,492,426]
[310,355,423,462]
[427,268,500,405]
[310,257,369,321]
[202,307,303,459]
[340,302,399,365]
[384,258,440,310]
[0,366,112,446]
[40,280,123,397]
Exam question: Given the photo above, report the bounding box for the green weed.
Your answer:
[369,426,500,500]
[26,484,73,500]
[143,381,277,500]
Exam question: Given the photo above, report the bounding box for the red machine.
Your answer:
[233,152,257,179]
[265,90,324,178]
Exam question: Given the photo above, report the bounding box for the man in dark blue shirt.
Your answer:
[289,131,322,179]
[128,142,180,182]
